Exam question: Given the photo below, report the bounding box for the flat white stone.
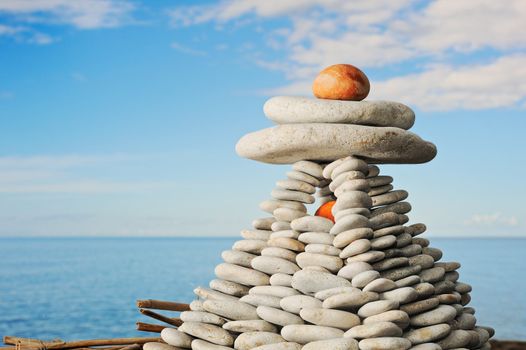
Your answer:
[405,323,451,345]
[408,344,442,350]
[252,343,302,350]
[363,278,397,293]
[305,243,341,256]
[252,217,276,230]
[330,214,370,235]
[314,286,360,301]
[352,270,380,288]
[303,338,359,350]
[234,332,285,350]
[292,160,324,178]
[276,179,316,194]
[280,295,323,314]
[291,216,334,232]
[180,311,226,326]
[191,339,234,350]
[358,337,411,350]
[161,328,193,348]
[300,307,360,330]
[209,279,249,297]
[194,287,239,302]
[202,299,258,321]
[257,305,304,326]
[223,319,277,333]
[340,239,371,259]
[357,299,399,318]
[264,96,415,129]
[291,269,351,294]
[261,247,297,262]
[232,240,267,254]
[178,322,233,347]
[250,285,300,298]
[296,252,343,273]
[281,325,344,344]
[267,237,305,252]
[240,229,271,241]
[270,273,293,287]
[337,261,373,280]
[273,207,307,222]
[322,291,379,310]
[333,228,373,248]
[363,310,410,329]
[410,305,457,327]
[215,263,269,286]
[345,321,402,339]
[380,287,418,304]
[236,124,436,164]
[221,250,256,268]
[251,256,300,275]
[239,294,282,308]
[260,200,306,214]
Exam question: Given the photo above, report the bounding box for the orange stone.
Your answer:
[315,200,336,223]
[312,64,370,101]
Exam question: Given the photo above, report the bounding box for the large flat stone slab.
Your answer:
[236,124,436,164]
[264,96,415,130]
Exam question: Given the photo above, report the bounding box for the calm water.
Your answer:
[0,237,524,340]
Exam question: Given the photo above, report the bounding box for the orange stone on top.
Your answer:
[312,64,370,101]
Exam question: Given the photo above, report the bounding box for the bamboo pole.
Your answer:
[139,309,182,327]
[135,323,165,333]
[135,300,189,312]
[3,336,160,350]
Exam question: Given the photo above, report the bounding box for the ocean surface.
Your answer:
[0,237,524,341]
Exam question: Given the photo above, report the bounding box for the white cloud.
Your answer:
[464,212,519,228]
[170,0,526,110]
[0,0,135,29]
[0,154,174,194]
[171,41,207,56]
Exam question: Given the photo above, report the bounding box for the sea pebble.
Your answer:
[436,330,472,349]
[380,287,418,304]
[261,247,297,262]
[333,228,373,248]
[299,307,361,330]
[296,252,343,273]
[303,338,359,350]
[352,270,380,288]
[161,328,193,348]
[178,322,233,347]
[298,232,333,245]
[222,320,277,333]
[291,216,333,232]
[191,339,234,350]
[358,337,412,350]
[194,287,238,302]
[340,239,371,259]
[250,285,299,298]
[232,240,267,254]
[239,294,282,308]
[280,295,323,314]
[345,321,402,339]
[251,343,302,350]
[270,273,293,287]
[276,179,316,194]
[180,311,226,326]
[257,306,304,326]
[234,332,285,350]
[305,243,341,256]
[292,269,351,294]
[293,160,324,178]
[203,299,258,321]
[314,286,360,300]
[281,325,344,344]
[322,291,379,310]
[357,299,399,318]
[267,237,305,252]
[400,297,440,316]
[410,305,457,327]
[363,310,410,329]
[209,279,249,297]
[404,324,451,345]
[363,278,397,293]
[251,256,300,275]
[215,263,269,286]
[273,207,307,222]
[221,250,256,268]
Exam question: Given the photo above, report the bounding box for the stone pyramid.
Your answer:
[155,65,494,350]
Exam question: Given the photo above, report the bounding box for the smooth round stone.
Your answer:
[419,267,446,283]
[412,237,429,247]
[260,199,307,214]
[414,283,436,298]
[437,330,472,349]
[268,237,305,252]
[305,243,341,256]
[223,320,277,333]
[358,299,399,318]
[380,287,418,304]
[271,188,315,204]
[203,299,258,321]
[300,233,334,247]
[372,190,409,207]
[331,158,370,178]
[372,201,412,216]
[352,270,380,288]
[399,244,423,257]
[161,328,193,348]
[397,234,414,248]
[333,191,372,212]
[340,239,371,259]
[366,165,380,178]
[380,265,422,281]
[395,276,421,288]
[181,311,226,326]
[221,250,256,268]
[359,337,411,350]
[338,261,373,280]
[232,240,267,254]
[179,322,233,347]
[292,269,351,294]
[435,281,456,294]
[303,338,359,350]
[234,332,285,350]
[300,307,360,330]
[346,321,402,339]
[455,283,472,294]
[330,171,366,191]
[409,344,442,350]
[314,286,360,300]
[257,305,304,326]
[369,184,394,196]
[330,214,370,235]
[410,305,457,326]
[287,170,320,186]
[368,175,393,188]
[401,298,439,316]
[405,324,451,345]
[304,265,331,273]
[270,273,293,287]
[281,325,344,344]
[371,235,397,250]
[273,207,307,222]
[346,250,385,264]
[453,313,477,330]
[215,263,269,287]
[241,229,271,241]
[408,254,435,269]
[363,310,410,329]
[439,292,461,305]
[261,247,297,262]
[435,262,461,272]
[239,294,281,308]
[190,300,205,311]
[210,279,249,297]
[373,225,406,238]
[251,256,300,275]
[280,295,322,314]
[143,343,178,350]
[369,212,400,230]
[272,221,292,231]
[191,339,233,350]
[277,179,316,194]
[333,228,373,248]
[333,208,371,220]
[373,257,409,271]
[422,247,443,261]
[252,217,276,230]
[334,179,371,197]
[314,64,368,100]
[250,285,299,298]
[236,124,437,164]
[323,291,378,310]
[445,271,460,283]
[194,287,239,302]
[270,229,299,239]
[252,343,302,350]
[293,160,324,178]
[363,278,397,292]
[291,216,333,232]
[265,96,414,129]
[296,252,343,273]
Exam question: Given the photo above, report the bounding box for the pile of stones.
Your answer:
[150,65,494,350]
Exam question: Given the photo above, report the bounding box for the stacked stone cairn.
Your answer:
[152,65,495,350]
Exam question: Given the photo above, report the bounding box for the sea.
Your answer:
[0,237,524,341]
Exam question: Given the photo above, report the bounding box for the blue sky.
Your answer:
[0,0,524,237]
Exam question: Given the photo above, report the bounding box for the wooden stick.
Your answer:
[3,336,160,349]
[136,300,190,312]
[136,322,165,333]
[139,309,182,327]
